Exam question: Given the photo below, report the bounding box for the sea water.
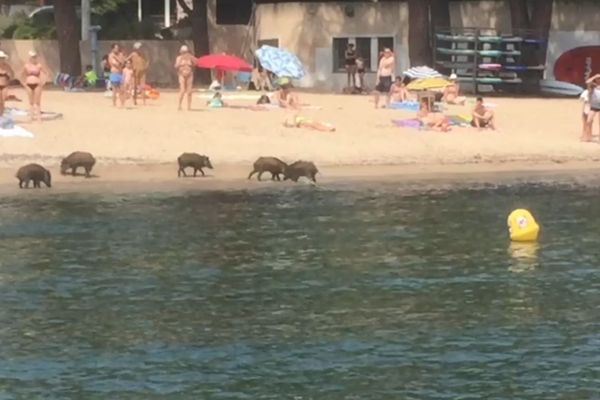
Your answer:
[0,181,599,399]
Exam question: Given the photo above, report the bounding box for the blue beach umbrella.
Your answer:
[255,45,305,80]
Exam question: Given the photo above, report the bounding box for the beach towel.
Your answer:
[447,115,472,127]
[392,118,423,129]
[6,108,63,121]
[390,101,420,111]
[0,125,34,138]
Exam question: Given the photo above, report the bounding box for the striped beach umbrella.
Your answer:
[403,66,442,79]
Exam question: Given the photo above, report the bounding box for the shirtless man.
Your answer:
[126,42,149,105]
[174,45,196,111]
[471,97,496,130]
[443,73,466,105]
[374,48,394,108]
[108,43,125,107]
[389,76,408,102]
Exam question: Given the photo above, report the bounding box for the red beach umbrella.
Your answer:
[196,54,253,72]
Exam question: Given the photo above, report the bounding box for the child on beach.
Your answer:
[121,60,134,106]
[284,115,335,132]
[207,92,225,108]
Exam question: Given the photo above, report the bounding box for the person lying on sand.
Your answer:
[417,99,450,132]
[275,83,301,110]
[471,97,496,130]
[284,115,335,132]
[443,74,466,106]
[389,76,408,102]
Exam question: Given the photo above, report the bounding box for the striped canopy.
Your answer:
[403,66,442,79]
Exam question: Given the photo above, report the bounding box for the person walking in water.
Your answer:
[126,42,149,106]
[21,50,47,121]
[174,45,196,111]
[108,43,125,107]
[374,48,394,108]
[0,51,15,117]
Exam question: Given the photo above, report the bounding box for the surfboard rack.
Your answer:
[434,27,548,94]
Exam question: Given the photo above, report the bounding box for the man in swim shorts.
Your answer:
[471,97,496,130]
[374,48,394,108]
[108,43,125,107]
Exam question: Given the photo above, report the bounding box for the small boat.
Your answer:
[538,79,584,96]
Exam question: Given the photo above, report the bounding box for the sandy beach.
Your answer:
[2,88,600,191]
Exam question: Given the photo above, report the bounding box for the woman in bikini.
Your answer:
[21,50,47,122]
[0,51,15,117]
[283,114,335,132]
[174,45,196,111]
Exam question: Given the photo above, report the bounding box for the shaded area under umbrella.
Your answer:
[196,54,252,72]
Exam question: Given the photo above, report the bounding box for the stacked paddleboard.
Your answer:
[433,28,549,94]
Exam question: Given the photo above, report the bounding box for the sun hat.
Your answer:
[133,42,142,50]
[180,45,189,53]
[28,50,38,57]
[449,73,457,80]
[0,50,7,59]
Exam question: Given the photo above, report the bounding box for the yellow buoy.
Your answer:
[507,209,540,242]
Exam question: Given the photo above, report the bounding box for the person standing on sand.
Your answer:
[580,88,591,141]
[126,42,149,106]
[0,51,15,117]
[21,50,47,122]
[584,73,600,142]
[174,45,196,111]
[108,43,125,107]
[344,43,357,89]
[374,48,394,108]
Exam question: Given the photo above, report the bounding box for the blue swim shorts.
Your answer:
[109,72,122,85]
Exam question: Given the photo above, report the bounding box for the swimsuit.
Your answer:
[109,72,123,85]
[589,88,600,111]
[24,64,41,90]
[345,50,357,67]
[295,116,313,125]
[27,83,38,90]
[376,76,393,93]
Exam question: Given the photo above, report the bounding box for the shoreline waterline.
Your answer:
[1,160,600,195]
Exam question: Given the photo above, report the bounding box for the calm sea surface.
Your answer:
[0,180,599,399]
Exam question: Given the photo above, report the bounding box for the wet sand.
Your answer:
[1,88,600,194]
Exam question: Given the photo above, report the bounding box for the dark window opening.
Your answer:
[217,0,252,25]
